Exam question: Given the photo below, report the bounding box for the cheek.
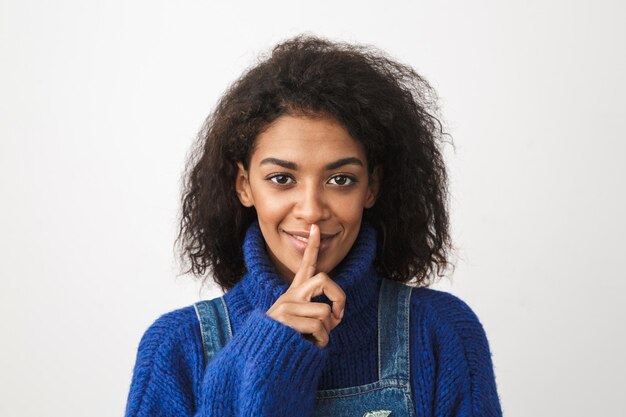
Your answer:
[256,200,285,222]
[250,186,289,223]
[333,193,368,222]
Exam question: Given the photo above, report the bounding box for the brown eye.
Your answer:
[328,175,356,186]
[269,174,294,185]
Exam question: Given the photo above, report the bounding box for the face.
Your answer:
[235,115,379,283]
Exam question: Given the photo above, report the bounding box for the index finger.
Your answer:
[292,224,320,285]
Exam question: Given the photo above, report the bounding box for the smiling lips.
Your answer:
[282,229,340,253]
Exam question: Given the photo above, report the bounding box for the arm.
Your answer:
[124,306,328,417]
[199,308,328,416]
[410,289,503,417]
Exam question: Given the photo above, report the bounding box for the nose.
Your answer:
[293,182,330,224]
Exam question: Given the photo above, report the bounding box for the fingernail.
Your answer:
[340,309,345,320]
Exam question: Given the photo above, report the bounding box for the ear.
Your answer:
[235,161,255,207]
[365,165,382,209]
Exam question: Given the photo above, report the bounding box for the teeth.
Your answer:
[291,234,309,243]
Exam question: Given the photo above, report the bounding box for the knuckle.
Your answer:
[321,303,332,316]
[275,302,288,314]
[274,311,286,322]
[311,274,326,286]
[314,320,324,333]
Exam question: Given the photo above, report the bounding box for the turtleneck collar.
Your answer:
[230,220,381,353]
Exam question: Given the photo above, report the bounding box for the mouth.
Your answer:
[289,234,311,243]
[283,229,340,242]
[281,228,340,253]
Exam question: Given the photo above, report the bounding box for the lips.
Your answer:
[289,234,310,243]
[282,228,340,253]
[283,229,340,242]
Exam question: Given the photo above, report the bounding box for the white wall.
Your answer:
[1,1,624,416]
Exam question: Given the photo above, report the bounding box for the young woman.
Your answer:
[124,35,503,417]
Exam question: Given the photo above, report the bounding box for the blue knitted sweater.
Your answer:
[125,222,503,416]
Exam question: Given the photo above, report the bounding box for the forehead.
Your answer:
[251,115,366,164]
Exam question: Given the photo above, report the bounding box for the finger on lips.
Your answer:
[294,223,320,285]
[302,225,345,323]
[267,222,345,347]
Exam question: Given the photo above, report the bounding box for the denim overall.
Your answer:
[194,279,415,417]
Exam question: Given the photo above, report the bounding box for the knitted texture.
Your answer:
[125,222,503,416]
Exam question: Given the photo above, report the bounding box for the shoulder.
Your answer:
[137,305,200,348]
[126,305,205,415]
[410,286,481,322]
[408,286,493,353]
[132,304,204,376]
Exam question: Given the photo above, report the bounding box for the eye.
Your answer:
[268,174,295,185]
[328,175,357,186]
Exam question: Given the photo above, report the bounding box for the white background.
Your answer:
[1,1,625,416]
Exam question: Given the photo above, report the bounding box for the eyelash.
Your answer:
[267,174,358,187]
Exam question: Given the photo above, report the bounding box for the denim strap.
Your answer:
[193,297,233,364]
[378,279,413,382]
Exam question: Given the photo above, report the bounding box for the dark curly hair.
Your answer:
[176,34,454,292]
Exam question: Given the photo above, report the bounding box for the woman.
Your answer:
[124,35,503,416]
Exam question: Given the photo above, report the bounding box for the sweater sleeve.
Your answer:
[409,288,503,417]
[124,305,329,417]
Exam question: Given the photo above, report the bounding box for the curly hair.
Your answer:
[176,34,454,292]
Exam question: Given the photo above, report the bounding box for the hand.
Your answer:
[265,224,346,348]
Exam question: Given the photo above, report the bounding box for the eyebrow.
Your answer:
[259,157,364,170]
